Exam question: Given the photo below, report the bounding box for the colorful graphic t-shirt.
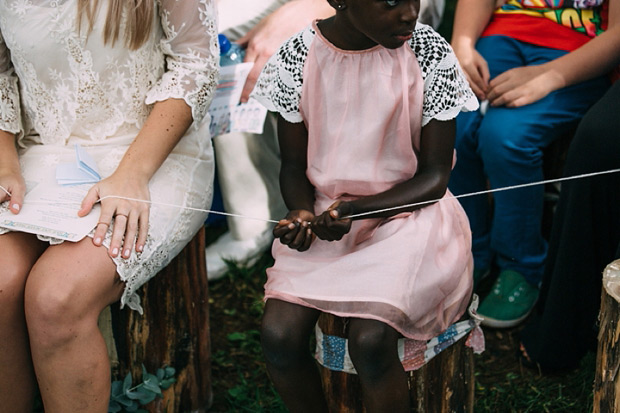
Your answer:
[482,0,608,51]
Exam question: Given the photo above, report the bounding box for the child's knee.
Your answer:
[348,321,398,377]
[261,320,306,369]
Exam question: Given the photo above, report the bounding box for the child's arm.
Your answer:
[450,0,498,100]
[487,0,620,107]
[330,119,456,221]
[273,115,316,251]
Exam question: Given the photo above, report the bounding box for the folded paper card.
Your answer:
[56,144,101,185]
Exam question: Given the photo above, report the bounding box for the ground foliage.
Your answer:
[205,240,596,413]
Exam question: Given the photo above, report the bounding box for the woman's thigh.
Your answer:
[0,232,46,302]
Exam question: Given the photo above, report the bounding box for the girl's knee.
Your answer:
[348,321,399,377]
[261,320,307,369]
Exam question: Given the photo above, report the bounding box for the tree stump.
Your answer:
[593,259,620,413]
[317,313,475,413]
[100,227,212,413]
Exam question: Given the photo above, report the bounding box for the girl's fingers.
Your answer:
[298,227,314,251]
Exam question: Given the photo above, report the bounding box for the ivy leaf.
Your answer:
[164,366,175,378]
[111,381,124,399]
[156,368,165,381]
[122,372,133,393]
[160,377,176,389]
[142,373,162,395]
[125,390,144,401]
[124,400,140,411]
[135,387,158,404]
[107,400,122,413]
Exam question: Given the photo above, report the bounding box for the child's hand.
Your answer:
[311,201,352,241]
[273,209,315,251]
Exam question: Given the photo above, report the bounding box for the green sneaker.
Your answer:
[478,270,539,328]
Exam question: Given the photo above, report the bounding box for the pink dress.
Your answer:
[252,21,479,340]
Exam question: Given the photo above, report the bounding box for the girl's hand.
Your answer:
[79,172,150,259]
[0,167,25,214]
[273,209,315,252]
[311,201,352,241]
[452,45,490,100]
[487,65,564,108]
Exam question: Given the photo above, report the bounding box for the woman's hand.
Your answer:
[273,209,315,252]
[311,201,352,241]
[0,166,25,214]
[79,172,150,259]
[487,64,565,108]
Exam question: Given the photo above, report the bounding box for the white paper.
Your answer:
[0,182,99,242]
[208,62,268,137]
[56,144,101,186]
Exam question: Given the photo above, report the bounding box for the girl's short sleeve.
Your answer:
[145,0,219,123]
[251,27,314,124]
[0,30,22,136]
[410,24,478,127]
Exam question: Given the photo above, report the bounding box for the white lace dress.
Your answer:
[0,0,219,312]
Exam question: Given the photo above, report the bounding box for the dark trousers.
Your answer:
[520,80,620,371]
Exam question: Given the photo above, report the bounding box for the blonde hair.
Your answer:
[77,0,154,50]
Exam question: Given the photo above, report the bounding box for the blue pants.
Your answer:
[448,35,609,285]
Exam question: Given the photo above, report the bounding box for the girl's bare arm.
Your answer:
[339,119,456,220]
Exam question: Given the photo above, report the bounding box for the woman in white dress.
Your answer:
[0,1,218,411]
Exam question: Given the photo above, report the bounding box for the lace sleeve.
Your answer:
[251,27,315,124]
[0,30,21,136]
[410,24,478,127]
[146,0,219,123]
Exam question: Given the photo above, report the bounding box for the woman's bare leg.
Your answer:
[261,299,327,413]
[347,318,409,413]
[25,239,124,413]
[0,232,46,413]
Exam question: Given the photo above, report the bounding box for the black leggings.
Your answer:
[521,80,620,371]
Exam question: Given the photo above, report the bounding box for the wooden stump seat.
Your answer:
[99,227,212,413]
[316,311,479,413]
[594,259,620,413]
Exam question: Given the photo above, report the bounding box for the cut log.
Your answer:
[593,259,620,413]
[317,313,475,413]
[100,227,212,413]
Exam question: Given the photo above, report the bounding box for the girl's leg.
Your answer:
[347,318,409,413]
[24,239,124,413]
[261,298,327,413]
[0,232,46,413]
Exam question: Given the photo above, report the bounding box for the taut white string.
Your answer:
[346,168,620,219]
[1,168,620,222]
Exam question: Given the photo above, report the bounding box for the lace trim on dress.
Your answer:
[251,27,315,124]
[146,0,219,124]
[0,73,21,135]
[252,23,478,126]
[409,24,479,126]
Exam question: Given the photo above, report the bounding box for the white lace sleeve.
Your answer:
[410,23,478,127]
[146,0,219,123]
[0,30,21,136]
[251,27,315,124]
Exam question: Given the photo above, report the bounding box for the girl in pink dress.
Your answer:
[251,0,478,411]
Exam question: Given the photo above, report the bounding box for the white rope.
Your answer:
[1,168,619,222]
